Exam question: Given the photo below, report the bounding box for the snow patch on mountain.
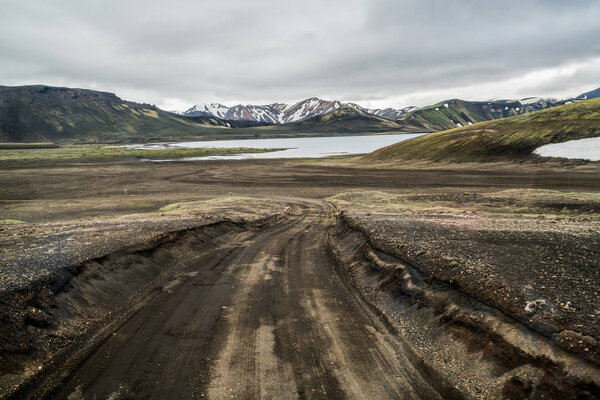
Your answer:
[181,98,415,124]
[184,103,230,118]
[519,97,559,106]
[180,89,584,125]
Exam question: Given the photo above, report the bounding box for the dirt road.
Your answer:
[47,200,442,400]
[3,159,600,399]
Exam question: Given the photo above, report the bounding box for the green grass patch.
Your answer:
[0,144,283,168]
[0,219,26,225]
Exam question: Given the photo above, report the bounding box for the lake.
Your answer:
[129,133,426,160]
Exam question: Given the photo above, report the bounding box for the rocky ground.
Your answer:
[0,158,599,399]
[0,196,291,292]
[328,189,600,364]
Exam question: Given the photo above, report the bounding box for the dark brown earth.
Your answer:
[1,158,599,399]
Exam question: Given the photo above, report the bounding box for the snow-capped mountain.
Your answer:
[183,103,230,119]
[391,96,575,133]
[514,97,563,111]
[181,97,405,124]
[279,98,342,123]
[180,88,599,125]
[346,103,419,119]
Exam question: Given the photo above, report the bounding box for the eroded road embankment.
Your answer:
[20,200,441,400]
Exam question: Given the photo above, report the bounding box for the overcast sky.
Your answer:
[1,0,600,110]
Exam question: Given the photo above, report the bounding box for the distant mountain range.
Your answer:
[183,98,344,124]
[0,85,404,143]
[238,106,403,135]
[1,84,598,143]
[393,97,570,132]
[181,98,418,123]
[181,89,598,127]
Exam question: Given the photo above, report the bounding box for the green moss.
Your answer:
[0,219,26,224]
[367,98,600,162]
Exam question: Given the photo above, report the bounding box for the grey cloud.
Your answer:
[1,0,599,108]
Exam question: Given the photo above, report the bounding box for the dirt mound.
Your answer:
[328,213,600,399]
[0,221,246,399]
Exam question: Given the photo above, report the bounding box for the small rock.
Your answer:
[525,299,547,314]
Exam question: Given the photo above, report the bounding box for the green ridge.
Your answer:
[366,98,600,162]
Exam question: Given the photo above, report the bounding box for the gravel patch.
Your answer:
[0,197,290,293]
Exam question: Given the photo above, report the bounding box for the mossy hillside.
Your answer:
[397,99,527,131]
[394,98,570,133]
[367,98,600,162]
[0,85,232,143]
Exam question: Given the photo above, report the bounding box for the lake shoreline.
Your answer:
[125,133,426,160]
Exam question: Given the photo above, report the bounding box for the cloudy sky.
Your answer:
[1,0,600,110]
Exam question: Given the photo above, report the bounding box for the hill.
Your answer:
[577,87,600,100]
[393,98,566,132]
[0,85,231,143]
[281,106,402,133]
[366,98,600,162]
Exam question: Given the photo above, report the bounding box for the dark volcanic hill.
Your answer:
[0,85,230,143]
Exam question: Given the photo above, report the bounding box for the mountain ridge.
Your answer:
[182,98,344,124]
[182,87,599,126]
[393,97,568,132]
[181,97,419,123]
[2,84,598,143]
[0,85,406,143]
[196,106,404,137]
